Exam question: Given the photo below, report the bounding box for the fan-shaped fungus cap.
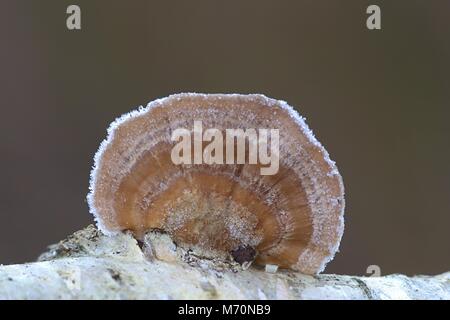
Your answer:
[88,93,345,274]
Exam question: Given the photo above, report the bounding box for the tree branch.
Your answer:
[0,225,448,299]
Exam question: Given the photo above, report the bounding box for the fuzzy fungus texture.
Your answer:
[88,93,345,274]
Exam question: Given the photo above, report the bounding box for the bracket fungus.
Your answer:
[88,93,345,274]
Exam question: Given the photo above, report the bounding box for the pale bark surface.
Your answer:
[0,225,448,300]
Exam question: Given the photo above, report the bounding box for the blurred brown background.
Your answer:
[0,0,448,276]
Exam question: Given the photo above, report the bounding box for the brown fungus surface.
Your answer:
[88,93,345,274]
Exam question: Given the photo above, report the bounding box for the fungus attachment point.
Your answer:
[231,245,257,265]
[88,93,345,274]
